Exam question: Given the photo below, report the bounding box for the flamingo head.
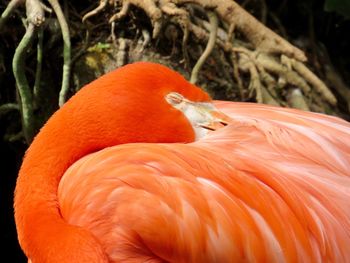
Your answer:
[60,62,229,147]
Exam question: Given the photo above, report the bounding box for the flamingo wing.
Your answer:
[58,102,350,263]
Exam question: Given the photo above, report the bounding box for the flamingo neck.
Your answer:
[13,62,205,262]
[14,104,113,262]
[14,89,196,262]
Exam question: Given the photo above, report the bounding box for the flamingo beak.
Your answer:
[165,92,230,138]
[198,109,230,131]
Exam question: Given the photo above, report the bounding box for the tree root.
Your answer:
[82,0,108,23]
[287,88,310,111]
[1,0,344,145]
[190,10,217,84]
[80,0,338,112]
[0,0,24,31]
[0,103,19,116]
[47,0,71,107]
[1,0,70,142]
[178,0,306,61]
[12,22,36,144]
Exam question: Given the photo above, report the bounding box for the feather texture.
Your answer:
[59,101,350,262]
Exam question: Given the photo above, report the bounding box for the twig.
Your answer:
[261,85,280,106]
[26,0,45,26]
[226,23,235,44]
[82,0,108,23]
[47,0,71,107]
[246,57,263,103]
[256,64,281,105]
[5,131,24,142]
[255,53,311,94]
[12,23,36,143]
[110,21,117,45]
[159,0,190,67]
[178,0,306,61]
[140,28,151,52]
[0,0,24,31]
[290,58,337,105]
[33,27,43,106]
[190,10,218,84]
[287,88,310,111]
[231,53,244,99]
[109,1,130,23]
[116,38,127,67]
[0,103,19,116]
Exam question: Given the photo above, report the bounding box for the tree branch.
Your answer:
[33,27,43,107]
[190,10,218,84]
[0,0,24,31]
[0,103,19,117]
[47,0,71,107]
[12,22,36,143]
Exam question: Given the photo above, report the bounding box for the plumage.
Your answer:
[14,62,350,262]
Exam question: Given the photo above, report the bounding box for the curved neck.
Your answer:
[14,91,196,262]
[14,105,112,262]
[13,62,204,261]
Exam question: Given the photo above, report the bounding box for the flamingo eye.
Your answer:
[165,92,185,106]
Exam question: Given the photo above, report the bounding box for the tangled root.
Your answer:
[82,0,337,110]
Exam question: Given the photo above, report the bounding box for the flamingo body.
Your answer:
[14,62,350,262]
[59,101,350,262]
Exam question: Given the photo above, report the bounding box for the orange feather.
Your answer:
[14,62,350,262]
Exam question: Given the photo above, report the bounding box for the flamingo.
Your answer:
[14,62,350,262]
